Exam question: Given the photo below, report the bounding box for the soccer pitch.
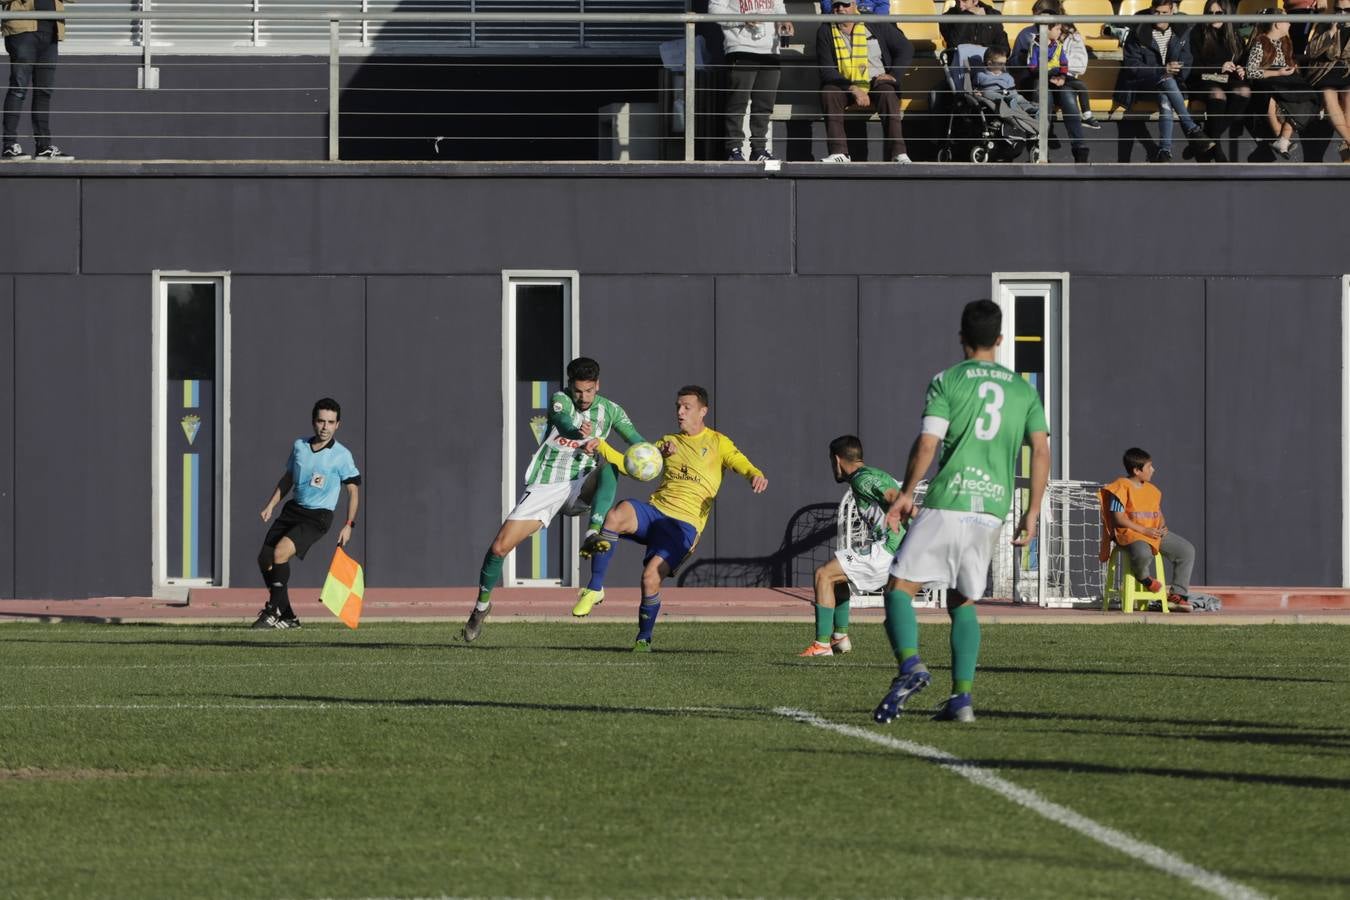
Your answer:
[2,621,1347,899]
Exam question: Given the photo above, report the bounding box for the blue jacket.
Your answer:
[1114,17,1195,106]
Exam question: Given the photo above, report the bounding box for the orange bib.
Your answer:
[1100,477,1163,554]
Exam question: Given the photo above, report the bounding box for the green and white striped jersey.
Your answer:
[848,465,905,555]
[524,393,643,486]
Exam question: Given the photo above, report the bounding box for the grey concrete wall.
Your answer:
[0,168,1345,595]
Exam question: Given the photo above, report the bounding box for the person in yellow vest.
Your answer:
[2,0,71,159]
[1100,447,1196,612]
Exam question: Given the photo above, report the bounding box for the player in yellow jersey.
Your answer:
[583,385,768,651]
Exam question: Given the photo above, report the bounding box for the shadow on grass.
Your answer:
[537,644,734,655]
[979,664,1336,685]
[985,708,1350,733]
[223,692,764,721]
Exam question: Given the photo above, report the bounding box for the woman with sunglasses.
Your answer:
[1303,1,1350,160]
[1186,0,1250,161]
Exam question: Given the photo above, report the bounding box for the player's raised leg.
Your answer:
[574,498,639,617]
[463,517,541,642]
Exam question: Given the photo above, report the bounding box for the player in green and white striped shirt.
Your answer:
[462,357,646,642]
[799,435,905,658]
[873,300,1050,725]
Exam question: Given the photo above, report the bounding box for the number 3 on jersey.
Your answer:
[974,381,1004,440]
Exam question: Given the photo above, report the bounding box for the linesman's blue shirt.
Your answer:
[288,437,361,511]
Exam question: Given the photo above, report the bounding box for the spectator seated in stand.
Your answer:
[1185,0,1251,161]
[1301,4,1350,162]
[1246,9,1317,159]
[941,0,1011,88]
[815,0,916,162]
[1010,19,1093,161]
[1113,0,1214,162]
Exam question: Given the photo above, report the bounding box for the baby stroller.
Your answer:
[930,47,1041,163]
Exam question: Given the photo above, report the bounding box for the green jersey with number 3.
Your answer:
[849,465,905,555]
[919,359,1048,520]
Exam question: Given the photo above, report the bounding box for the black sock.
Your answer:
[268,562,293,618]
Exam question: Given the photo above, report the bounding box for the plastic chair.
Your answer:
[891,0,946,52]
[1103,544,1170,613]
[1066,0,1125,52]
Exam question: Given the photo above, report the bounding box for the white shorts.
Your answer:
[889,507,1002,599]
[835,542,893,593]
[506,478,590,525]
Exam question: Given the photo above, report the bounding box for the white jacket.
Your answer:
[710,0,786,56]
[1064,30,1089,77]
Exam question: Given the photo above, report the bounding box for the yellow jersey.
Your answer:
[595,428,762,533]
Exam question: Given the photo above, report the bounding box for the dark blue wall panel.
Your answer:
[1204,277,1342,586]
[0,278,12,598]
[711,276,857,579]
[13,276,150,597]
[228,276,366,589]
[364,275,501,587]
[1069,276,1208,583]
[0,180,79,275]
[81,179,794,277]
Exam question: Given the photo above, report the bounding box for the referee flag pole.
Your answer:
[320,545,364,629]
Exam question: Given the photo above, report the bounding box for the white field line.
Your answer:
[774,707,1270,900]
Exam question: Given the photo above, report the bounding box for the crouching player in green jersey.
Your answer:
[799,435,904,658]
[874,300,1050,724]
[462,357,646,642]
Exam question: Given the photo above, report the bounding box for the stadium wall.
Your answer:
[0,165,1345,597]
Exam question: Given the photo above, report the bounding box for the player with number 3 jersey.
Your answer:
[873,299,1051,725]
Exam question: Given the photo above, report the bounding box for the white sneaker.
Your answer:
[820,152,851,163]
[830,633,853,654]
[893,153,912,163]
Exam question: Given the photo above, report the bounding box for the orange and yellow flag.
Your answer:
[320,546,364,629]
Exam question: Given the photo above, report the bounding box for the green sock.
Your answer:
[588,463,619,532]
[477,552,504,606]
[949,603,980,694]
[814,604,833,643]
[883,588,919,661]
[833,598,850,635]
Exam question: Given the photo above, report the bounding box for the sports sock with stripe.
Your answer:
[588,463,619,533]
[814,604,833,643]
[948,602,980,694]
[477,552,503,608]
[832,598,850,635]
[884,587,919,663]
[268,561,292,618]
[586,530,619,591]
[636,594,661,642]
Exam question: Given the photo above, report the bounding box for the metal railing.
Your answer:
[4,8,1349,163]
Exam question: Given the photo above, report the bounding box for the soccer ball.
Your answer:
[624,442,664,482]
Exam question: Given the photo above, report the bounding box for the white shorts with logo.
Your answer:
[889,507,1003,599]
[835,542,893,593]
[506,475,593,525]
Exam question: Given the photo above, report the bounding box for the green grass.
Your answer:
[1,620,1347,899]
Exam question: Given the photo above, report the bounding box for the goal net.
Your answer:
[837,479,1106,609]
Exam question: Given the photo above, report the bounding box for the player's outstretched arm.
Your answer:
[338,482,360,546]
[590,438,626,469]
[611,404,648,447]
[260,472,294,522]
[718,434,767,493]
[1013,431,1051,546]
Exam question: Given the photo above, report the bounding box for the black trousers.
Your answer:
[4,29,58,147]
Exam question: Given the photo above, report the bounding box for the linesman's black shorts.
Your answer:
[263,500,334,560]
